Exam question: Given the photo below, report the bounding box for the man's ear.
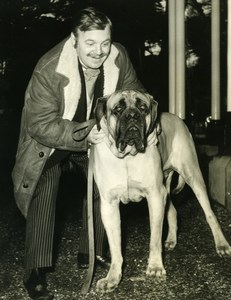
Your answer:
[146,93,159,134]
[94,96,109,130]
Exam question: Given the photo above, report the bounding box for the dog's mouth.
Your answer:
[124,126,141,145]
[116,124,146,153]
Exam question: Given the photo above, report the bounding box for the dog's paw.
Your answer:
[96,277,120,293]
[146,265,166,281]
[164,240,176,251]
[216,244,231,257]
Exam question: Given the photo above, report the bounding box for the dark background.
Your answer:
[0,0,228,116]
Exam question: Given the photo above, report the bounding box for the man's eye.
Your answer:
[86,42,94,46]
[102,42,111,47]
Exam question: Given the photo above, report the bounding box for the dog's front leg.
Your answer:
[96,198,122,293]
[146,185,167,280]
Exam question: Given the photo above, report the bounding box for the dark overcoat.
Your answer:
[12,34,144,217]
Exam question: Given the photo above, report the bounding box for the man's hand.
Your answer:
[87,125,106,144]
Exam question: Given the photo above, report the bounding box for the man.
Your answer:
[12,7,145,300]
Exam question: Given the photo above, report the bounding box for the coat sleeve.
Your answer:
[25,71,93,151]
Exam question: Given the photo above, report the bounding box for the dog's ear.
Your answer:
[146,93,159,134]
[94,96,109,130]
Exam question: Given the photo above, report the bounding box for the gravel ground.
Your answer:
[0,172,231,300]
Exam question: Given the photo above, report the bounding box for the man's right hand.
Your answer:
[87,125,106,144]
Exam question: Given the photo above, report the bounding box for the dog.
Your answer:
[92,89,231,293]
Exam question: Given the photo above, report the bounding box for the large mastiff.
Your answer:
[93,90,231,293]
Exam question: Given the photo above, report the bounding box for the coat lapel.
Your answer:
[103,45,120,95]
[56,34,81,121]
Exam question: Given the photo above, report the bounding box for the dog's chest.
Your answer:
[110,175,148,204]
[94,143,162,204]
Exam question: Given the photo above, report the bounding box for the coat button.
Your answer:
[39,152,44,157]
[23,183,28,188]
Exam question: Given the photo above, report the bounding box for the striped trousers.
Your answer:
[25,153,106,270]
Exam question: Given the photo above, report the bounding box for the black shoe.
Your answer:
[23,268,54,300]
[77,253,89,269]
[77,252,110,269]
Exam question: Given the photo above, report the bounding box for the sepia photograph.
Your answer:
[0,1,231,299]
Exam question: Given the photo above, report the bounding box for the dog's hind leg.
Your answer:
[164,171,178,251]
[181,164,231,256]
[165,200,178,251]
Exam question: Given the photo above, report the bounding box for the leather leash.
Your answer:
[81,145,95,295]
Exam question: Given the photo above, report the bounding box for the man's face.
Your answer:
[75,24,111,69]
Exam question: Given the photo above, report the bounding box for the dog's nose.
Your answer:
[126,110,139,120]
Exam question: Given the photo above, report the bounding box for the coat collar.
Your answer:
[55,34,120,121]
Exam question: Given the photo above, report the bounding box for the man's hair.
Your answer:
[71,7,112,37]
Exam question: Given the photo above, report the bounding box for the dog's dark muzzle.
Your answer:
[115,108,146,153]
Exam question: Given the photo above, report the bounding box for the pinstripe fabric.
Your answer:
[25,164,61,270]
[25,153,107,270]
[69,153,107,256]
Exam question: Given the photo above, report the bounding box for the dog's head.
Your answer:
[95,89,158,155]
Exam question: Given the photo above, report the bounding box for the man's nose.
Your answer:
[94,44,102,55]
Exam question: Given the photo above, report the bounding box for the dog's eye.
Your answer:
[138,104,148,113]
[116,106,122,112]
[136,98,149,114]
[113,106,123,115]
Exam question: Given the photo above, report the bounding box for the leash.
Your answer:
[81,145,95,295]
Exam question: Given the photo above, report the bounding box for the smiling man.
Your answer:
[75,27,111,69]
[12,6,145,300]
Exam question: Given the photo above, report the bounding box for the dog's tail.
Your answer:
[172,175,185,195]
